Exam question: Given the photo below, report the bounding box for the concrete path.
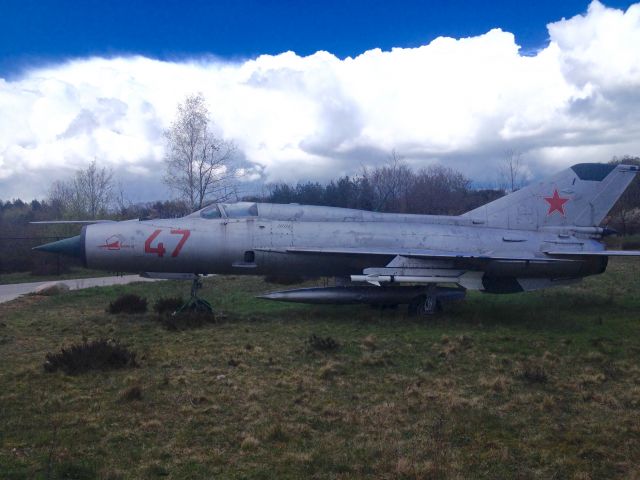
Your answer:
[0,275,162,304]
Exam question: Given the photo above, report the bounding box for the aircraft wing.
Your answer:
[255,246,576,263]
[544,250,640,257]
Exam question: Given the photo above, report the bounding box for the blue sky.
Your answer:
[1,0,635,72]
[1,1,639,201]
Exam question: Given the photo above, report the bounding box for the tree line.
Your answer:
[252,161,504,216]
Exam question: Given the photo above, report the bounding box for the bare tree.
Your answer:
[409,165,471,215]
[163,93,236,211]
[48,180,74,217]
[76,160,114,218]
[499,149,527,192]
[49,159,114,219]
[363,151,414,212]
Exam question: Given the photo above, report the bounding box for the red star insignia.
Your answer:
[544,189,569,216]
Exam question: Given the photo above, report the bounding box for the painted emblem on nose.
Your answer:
[99,235,133,250]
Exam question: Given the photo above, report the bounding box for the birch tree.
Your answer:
[499,149,527,192]
[163,93,236,211]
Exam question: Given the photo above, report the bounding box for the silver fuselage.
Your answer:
[82,205,606,284]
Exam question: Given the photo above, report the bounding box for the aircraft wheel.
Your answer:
[408,294,439,316]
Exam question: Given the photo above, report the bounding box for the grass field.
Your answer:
[1,259,640,479]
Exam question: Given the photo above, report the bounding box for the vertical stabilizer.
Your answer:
[462,163,639,230]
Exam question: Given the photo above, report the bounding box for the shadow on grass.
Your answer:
[230,285,630,335]
[454,288,623,330]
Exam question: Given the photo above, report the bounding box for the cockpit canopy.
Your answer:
[197,202,259,219]
[192,201,439,224]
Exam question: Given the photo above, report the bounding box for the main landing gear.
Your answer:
[408,284,440,316]
[176,276,213,314]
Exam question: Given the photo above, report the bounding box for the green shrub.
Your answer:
[44,339,137,375]
[153,296,184,315]
[107,294,147,314]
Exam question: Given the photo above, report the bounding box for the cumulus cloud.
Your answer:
[1,0,639,201]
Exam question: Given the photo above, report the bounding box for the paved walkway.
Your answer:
[0,275,162,304]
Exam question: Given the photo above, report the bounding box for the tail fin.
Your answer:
[462,163,639,230]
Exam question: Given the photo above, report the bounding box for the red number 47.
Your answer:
[144,229,191,258]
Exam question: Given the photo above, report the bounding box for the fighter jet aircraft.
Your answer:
[34,163,640,314]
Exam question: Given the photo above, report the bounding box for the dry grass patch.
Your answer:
[515,360,549,384]
[578,371,607,386]
[139,419,163,431]
[318,360,344,379]
[360,351,394,367]
[240,435,260,450]
[264,423,290,443]
[436,333,474,358]
[480,375,511,393]
[361,334,377,350]
[119,385,143,402]
[540,394,556,412]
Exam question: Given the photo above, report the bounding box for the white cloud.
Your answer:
[1,1,640,201]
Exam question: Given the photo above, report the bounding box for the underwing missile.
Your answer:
[257,285,466,305]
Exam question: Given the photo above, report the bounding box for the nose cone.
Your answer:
[34,235,83,257]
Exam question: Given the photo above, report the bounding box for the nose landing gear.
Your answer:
[176,276,213,314]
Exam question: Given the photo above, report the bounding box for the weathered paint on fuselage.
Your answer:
[82,208,607,281]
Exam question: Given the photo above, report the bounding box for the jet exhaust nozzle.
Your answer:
[33,235,84,258]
